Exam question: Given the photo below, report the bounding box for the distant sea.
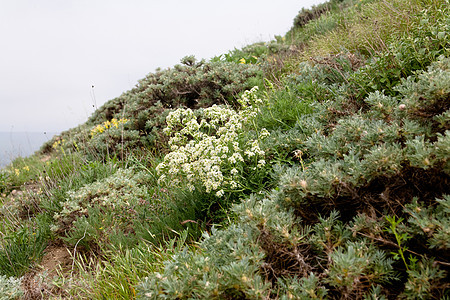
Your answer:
[0,132,58,169]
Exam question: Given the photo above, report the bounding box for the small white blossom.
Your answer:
[259,128,270,138]
[257,159,266,168]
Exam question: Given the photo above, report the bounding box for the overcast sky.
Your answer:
[0,0,323,133]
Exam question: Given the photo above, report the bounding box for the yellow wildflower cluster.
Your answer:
[52,139,65,149]
[11,166,30,177]
[90,118,129,137]
[51,138,67,155]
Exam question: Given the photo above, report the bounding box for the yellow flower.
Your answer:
[239,58,246,64]
[23,166,30,172]
[91,118,129,137]
[111,118,119,128]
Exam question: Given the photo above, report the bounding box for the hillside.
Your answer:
[0,0,449,298]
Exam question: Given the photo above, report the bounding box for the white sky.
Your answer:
[0,0,323,133]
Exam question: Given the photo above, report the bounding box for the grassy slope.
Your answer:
[0,0,449,298]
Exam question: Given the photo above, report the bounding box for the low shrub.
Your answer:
[0,275,23,299]
[52,168,152,252]
[138,223,268,299]
[280,57,450,223]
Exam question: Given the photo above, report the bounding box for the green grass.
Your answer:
[257,81,316,131]
[302,0,442,58]
[69,231,190,299]
[0,218,50,277]
[1,155,47,194]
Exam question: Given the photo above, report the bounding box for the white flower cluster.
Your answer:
[157,86,269,197]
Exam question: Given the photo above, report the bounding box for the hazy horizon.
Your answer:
[0,131,59,168]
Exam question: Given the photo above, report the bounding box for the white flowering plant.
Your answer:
[156,87,270,197]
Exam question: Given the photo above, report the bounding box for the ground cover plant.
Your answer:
[0,0,448,298]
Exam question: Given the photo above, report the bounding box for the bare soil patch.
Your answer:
[22,245,73,299]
